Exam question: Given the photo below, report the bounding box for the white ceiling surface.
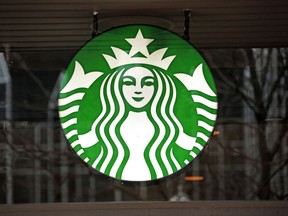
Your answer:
[0,0,288,51]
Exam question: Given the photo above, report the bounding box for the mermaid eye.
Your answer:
[123,76,136,86]
[142,77,154,87]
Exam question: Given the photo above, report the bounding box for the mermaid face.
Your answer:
[122,67,155,109]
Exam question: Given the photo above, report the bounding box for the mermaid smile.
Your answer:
[132,97,144,102]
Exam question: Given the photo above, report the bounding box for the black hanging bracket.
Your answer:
[182,9,191,42]
[92,11,99,38]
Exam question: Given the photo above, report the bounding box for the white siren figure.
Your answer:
[77,30,197,181]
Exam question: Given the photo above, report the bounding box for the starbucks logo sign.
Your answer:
[59,25,218,182]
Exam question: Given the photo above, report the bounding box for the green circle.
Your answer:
[59,25,218,182]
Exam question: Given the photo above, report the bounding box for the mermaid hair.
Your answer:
[144,69,183,179]
[92,67,184,180]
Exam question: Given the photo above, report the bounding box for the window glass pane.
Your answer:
[0,0,287,203]
[0,47,287,203]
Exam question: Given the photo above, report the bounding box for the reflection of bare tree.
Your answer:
[2,48,287,202]
[208,48,288,200]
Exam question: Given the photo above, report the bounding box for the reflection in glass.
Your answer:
[0,48,287,203]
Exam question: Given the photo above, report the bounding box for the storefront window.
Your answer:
[0,1,287,204]
[1,47,287,203]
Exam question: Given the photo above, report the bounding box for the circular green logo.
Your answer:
[59,25,217,182]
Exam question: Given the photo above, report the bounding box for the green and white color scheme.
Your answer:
[59,25,218,182]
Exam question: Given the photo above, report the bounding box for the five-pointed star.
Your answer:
[125,30,154,57]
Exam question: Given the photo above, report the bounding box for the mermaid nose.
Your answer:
[135,91,142,94]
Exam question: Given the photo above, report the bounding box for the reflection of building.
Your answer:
[188,48,288,200]
[0,49,287,203]
[0,53,13,204]
[242,48,288,199]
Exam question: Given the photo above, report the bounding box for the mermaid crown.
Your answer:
[103,29,176,70]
